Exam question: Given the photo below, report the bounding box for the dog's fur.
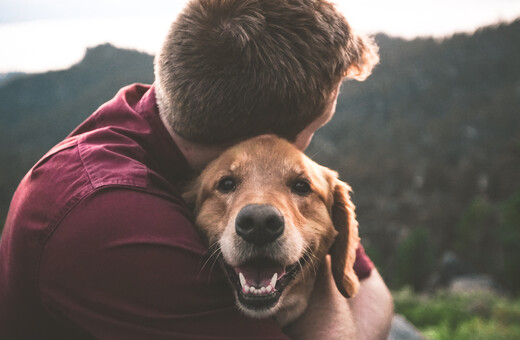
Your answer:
[184,135,360,326]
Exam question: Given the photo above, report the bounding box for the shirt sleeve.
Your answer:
[354,244,374,280]
[39,188,289,340]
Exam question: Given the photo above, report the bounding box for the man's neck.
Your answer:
[159,112,226,172]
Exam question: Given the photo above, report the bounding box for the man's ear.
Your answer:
[329,180,360,298]
[344,32,380,81]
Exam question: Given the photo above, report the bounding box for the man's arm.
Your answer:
[349,268,394,340]
[284,257,393,340]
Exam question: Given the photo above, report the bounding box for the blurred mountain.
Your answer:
[307,19,520,291]
[1,21,519,292]
[0,72,25,85]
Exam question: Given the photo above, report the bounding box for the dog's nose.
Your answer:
[235,204,284,245]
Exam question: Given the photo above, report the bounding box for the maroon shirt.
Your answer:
[0,84,373,339]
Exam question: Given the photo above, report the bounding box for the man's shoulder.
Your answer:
[20,82,181,215]
[6,117,184,248]
[76,129,148,190]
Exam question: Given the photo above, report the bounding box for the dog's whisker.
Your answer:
[199,242,220,268]
[303,248,319,277]
[203,252,222,282]
[198,243,222,280]
[299,260,307,281]
[206,250,223,283]
[298,249,312,281]
[308,147,323,159]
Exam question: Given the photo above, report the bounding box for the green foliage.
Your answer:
[393,227,436,290]
[394,289,520,340]
[454,196,497,271]
[497,191,520,293]
[450,189,520,294]
[451,318,520,340]
[363,242,383,269]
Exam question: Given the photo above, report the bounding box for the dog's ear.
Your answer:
[344,32,379,81]
[329,180,360,298]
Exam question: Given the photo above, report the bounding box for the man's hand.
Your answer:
[283,256,393,340]
[349,268,394,339]
[283,256,356,339]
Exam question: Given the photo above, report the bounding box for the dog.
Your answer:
[183,135,360,326]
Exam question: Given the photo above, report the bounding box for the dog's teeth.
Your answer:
[270,273,278,288]
[243,284,275,295]
[239,272,246,288]
[238,272,279,295]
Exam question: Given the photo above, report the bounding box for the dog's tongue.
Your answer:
[235,261,286,287]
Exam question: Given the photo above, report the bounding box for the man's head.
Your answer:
[155,0,379,146]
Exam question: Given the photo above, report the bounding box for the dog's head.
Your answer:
[184,135,359,320]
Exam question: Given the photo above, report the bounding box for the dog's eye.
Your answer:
[217,177,236,193]
[291,180,312,196]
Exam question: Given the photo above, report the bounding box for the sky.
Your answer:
[1,0,520,73]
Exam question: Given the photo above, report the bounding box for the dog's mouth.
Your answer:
[223,256,307,312]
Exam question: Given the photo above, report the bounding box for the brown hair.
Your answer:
[155,0,379,144]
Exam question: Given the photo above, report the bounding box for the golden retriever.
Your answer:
[183,135,360,326]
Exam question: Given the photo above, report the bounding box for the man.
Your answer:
[0,0,393,339]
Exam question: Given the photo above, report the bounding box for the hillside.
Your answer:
[1,21,519,292]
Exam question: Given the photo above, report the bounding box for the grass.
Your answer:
[393,288,520,340]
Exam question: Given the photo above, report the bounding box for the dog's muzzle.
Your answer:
[219,203,306,313]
